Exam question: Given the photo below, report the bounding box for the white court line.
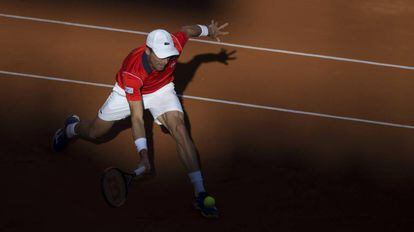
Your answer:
[1,70,414,130]
[1,13,414,71]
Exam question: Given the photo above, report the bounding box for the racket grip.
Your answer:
[134,166,146,176]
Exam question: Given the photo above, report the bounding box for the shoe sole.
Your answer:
[194,203,219,219]
[52,128,65,153]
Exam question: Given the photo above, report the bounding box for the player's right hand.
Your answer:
[138,150,151,173]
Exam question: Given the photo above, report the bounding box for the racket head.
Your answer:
[101,167,130,207]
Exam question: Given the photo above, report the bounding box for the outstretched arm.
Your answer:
[128,100,150,173]
[181,20,229,42]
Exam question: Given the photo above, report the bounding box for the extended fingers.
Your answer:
[209,20,229,42]
[218,22,229,30]
[227,50,237,56]
[210,20,225,28]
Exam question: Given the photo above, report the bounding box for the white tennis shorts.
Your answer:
[98,82,183,125]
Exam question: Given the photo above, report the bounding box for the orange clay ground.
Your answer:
[1,1,414,231]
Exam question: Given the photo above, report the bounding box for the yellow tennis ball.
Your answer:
[204,196,216,207]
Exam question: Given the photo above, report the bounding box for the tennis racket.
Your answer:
[101,166,146,207]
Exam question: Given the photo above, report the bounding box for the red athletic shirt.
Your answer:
[115,31,188,101]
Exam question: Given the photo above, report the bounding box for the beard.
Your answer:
[155,64,167,71]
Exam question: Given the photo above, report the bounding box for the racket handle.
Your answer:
[134,166,146,176]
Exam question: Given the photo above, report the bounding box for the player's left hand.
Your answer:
[208,20,229,42]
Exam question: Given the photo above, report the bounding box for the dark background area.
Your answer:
[1,0,414,231]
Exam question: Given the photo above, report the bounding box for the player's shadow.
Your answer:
[93,49,237,175]
[174,48,236,95]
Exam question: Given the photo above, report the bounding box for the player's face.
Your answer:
[148,50,171,71]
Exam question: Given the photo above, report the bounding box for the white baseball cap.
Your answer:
[146,29,179,59]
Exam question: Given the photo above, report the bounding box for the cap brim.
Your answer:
[152,47,179,59]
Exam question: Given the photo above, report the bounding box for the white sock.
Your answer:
[133,165,146,175]
[188,170,205,196]
[66,122,78,138]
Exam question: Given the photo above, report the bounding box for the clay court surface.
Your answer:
[1,0,414,231]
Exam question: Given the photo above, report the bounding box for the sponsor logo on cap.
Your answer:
[125,86,134,94]
[164,42,170,45]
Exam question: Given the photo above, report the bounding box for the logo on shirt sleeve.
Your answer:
[125,86,134,94]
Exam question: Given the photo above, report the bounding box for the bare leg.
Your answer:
[157,111,200,172]
[76,116,115,140]
[157,111,218,217]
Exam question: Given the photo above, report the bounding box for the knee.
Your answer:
[171,119,188,140]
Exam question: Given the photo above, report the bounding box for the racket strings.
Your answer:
[102,168,128,207]
[107,175,122,201]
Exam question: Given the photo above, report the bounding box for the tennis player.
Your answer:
[52,20,229,218]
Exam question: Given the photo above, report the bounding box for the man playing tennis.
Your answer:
[52,20,229,218]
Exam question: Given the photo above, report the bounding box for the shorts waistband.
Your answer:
[112,82,175,97]
[112,83,126,96]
